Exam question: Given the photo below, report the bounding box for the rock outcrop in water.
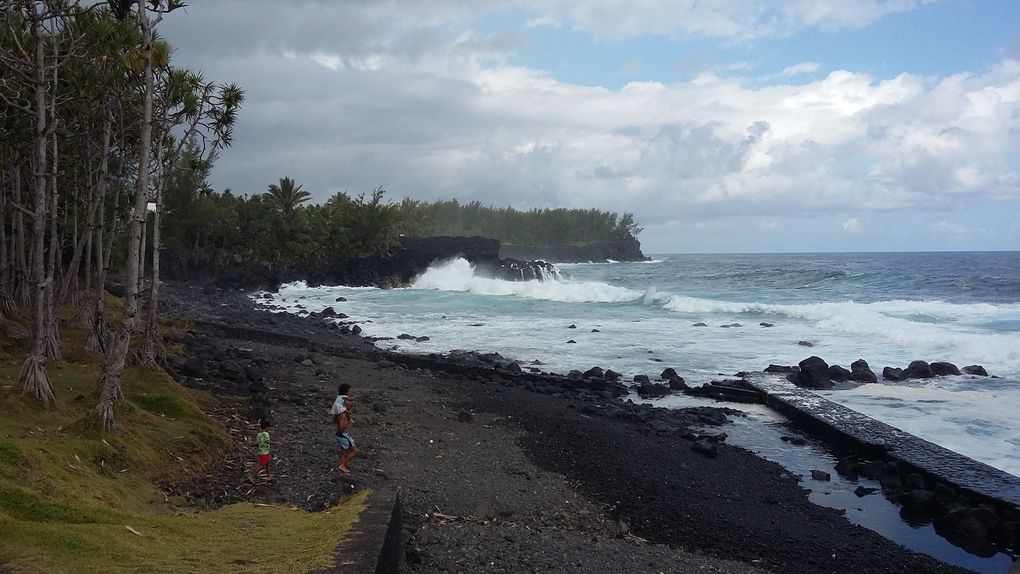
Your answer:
[163,235,562,290]
[770,356,986,388]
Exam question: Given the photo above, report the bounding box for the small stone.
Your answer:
[855,486,878,497]
[810,470,831,481]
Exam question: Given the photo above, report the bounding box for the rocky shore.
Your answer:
[147,280,1011,573]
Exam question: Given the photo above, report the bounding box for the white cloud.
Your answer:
[530,0,932,40]
[161,1,1020,238]
[781,62,821,77]
[842,218,862,232]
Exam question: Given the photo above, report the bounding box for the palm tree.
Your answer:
[266,177,310,213]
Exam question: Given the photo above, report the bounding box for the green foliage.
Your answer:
[0,319,368,573]
[396,199,643,246]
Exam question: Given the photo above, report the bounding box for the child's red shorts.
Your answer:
[258,454,270,465]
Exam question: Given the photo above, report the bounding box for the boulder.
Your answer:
[850,359,877,384]
[320,306,338,317]
[660,368,688,390]
[583,367,605,379]
[351,325,362,335]
[854,486,878,497]
[764,364,797,374]
[692,322,707,327]
[810,470,831,482]
[930,361,961,376]
[636,382,670,398]
[901,489,935,513]
[691,439,718,457]
[826,364,852,382]
[935,507,1001,554]
[835,455,861,477]
[181,358,208,378]
[603,369,621,382]
[902,360,934,379]
[789,356,833,389]
[882,367,904,381]
[335,297,347,302]
[962,365,989,376]
[759,322,774,327]
[397,334,414,340]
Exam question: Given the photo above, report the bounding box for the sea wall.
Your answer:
[499,238,648,263]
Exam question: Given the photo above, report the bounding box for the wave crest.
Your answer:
[411,258,644,303]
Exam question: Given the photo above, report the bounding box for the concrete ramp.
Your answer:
[748,374,1020,507]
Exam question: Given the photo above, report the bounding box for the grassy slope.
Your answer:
[0,313,365,574]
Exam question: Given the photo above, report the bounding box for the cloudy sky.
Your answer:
[162,1,1020,253]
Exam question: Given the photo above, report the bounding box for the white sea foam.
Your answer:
[662,295,1020,373]
[258,254,1020,478]
[410,258,644,303]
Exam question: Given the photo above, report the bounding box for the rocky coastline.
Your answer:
[152,281,1018,573]
[160,235,616,292]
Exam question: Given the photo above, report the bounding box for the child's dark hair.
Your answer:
[260,419,271,429]
[337,383,351,395]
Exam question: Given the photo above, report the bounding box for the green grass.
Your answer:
[0,310,367,573]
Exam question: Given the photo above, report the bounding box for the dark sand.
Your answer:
[160,282,979,573]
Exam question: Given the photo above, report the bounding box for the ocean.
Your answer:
[263,251,1020,479]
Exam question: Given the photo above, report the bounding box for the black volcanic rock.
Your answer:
[850,359,878,384]
[789,356,833,389]
[883,367,904,381]
[930,362,961,376]
[902,360,935,379]
[962,365,989,376]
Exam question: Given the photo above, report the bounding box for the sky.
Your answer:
[161,1,1020,253]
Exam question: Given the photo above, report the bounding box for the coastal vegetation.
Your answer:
[161,187,644,268]
[0,0,242,426]
[0,313,366,573]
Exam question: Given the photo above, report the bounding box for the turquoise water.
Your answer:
[265,251,1020,479]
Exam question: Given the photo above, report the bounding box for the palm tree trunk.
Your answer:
[43,122,61,360]
[60,110,111,305]
[18,3,56,407]
[142,158,167,364]
[13,162,30,306]
[97,0,155,430]
[0,163,12,316]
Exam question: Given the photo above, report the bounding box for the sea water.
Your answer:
[262,251,1020,480]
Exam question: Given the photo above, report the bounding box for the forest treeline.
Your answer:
[1,0,242,428]
[163,187,643,268]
